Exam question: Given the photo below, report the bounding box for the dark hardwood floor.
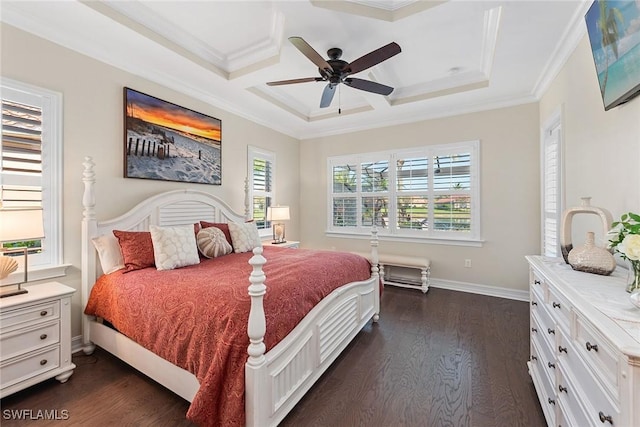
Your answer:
[1,287,545,427]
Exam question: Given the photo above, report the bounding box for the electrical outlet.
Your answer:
[464,259,472,268]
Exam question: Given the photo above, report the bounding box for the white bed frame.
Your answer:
[80,157,380,426]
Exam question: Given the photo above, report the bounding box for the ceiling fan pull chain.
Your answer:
[338,84,342,115]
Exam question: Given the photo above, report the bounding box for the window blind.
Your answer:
[543,125,561,257]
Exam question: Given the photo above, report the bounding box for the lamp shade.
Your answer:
[0,209,44,243]
[267,206,290,221]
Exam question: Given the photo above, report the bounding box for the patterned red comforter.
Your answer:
[84,246,372,426]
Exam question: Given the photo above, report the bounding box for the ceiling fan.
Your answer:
[267,37,401,108]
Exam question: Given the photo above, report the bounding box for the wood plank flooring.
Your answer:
[0,287,545,426]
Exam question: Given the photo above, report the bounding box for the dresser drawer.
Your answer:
[557,365,595,427]
[0,345,60,389]
[531,340,557,426]
[530,269,546,301]
[0,300,60,332]
[1,321,60,360]
[574,313,618,397]
[532,297,557,351]
[547,285,571,334]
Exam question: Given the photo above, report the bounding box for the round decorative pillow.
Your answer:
[197,227,233,258]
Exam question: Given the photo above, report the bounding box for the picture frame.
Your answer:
[124,87,222,184]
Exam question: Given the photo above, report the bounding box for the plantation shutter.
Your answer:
[396,156,428,230]
[249,147,275,231]
[1,99,43,211]
[543,123,562,257]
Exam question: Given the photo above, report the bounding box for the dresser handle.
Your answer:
[548,362,555,369]
[552,302,561,309]
[558,346,567,353]
[598,411,613,424]
[40,310,48,316]
[534,280,541,285]
[40,334,47,340]
[531,327,537,333]
[559,385,567,393]
[548,398,555,405]
[586,342,599,352]
[40,359,47,366]
[531,301,538,306]
[547,328,555,335]
[531,355,538,361]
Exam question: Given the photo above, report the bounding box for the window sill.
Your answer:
[325,230,484,247]
[0,264,71,286]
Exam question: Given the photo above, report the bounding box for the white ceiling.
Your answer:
[1,0,591,140]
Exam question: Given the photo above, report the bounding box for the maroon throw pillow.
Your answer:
[199,221,233,246]
[113,230,155,272]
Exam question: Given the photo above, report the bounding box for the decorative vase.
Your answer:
[560,197,613,264]
[627,260,640,293]
[568,231,616,276]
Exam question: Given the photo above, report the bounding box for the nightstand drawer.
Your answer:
[0,345,60,389]
[1,321,60,360]
[0,300,60,332]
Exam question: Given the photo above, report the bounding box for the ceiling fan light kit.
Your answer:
[267,36,401,109]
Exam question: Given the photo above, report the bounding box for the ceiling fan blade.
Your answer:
[266,77,323,86]
[346,42,401,75]
[320,84,336,108]
[344,78,394,95]
[289,36,333,73]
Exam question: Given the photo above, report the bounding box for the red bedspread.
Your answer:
[84,246,372,426]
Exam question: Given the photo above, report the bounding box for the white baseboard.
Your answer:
[430,277,529,301]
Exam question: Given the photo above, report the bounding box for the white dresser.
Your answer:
[526,256,640,427]
[0,282,76,398]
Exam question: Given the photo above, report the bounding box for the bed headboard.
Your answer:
[80,156,249,345]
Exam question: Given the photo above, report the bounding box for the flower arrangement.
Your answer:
[607,212,640,292]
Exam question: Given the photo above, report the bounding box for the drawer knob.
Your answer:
[586,342,599,352]
[40,359,47,366]
[558,346,567,354]
[598,411,613,424]
[548,361,555,369]
[40,310,48,316]
[40,334,48,340]
[552,302,561,309]
[531,301,538,306]
[558,385,567,393]
[534,280,541,285]
[548,398,555,405]
[531,327,538,333]
[547,328,555,335]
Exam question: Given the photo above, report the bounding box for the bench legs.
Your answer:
[380,264,430,294]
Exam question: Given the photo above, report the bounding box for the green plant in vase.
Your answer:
[607,212,640,293]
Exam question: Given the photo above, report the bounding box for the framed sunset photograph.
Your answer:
[124,87,222,184]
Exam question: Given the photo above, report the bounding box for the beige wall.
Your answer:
[1,24,300,338]
[540,36,640,248]
[299,103,541,292]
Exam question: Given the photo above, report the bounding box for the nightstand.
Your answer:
[264,240,300,249]
[0,282,76,398]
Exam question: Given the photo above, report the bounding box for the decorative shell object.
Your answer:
[0,255,18,280]
[568,231,616,276]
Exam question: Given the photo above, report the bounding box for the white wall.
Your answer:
[299,103,541,294]
[540,35,640,250]
[1,24,300,338]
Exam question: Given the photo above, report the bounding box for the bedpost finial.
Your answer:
[247,246,267,366]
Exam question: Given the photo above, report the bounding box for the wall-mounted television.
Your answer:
[585,0,640,110]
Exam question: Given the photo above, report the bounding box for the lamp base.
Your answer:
[271,240,288,244]
[1,285,28,298]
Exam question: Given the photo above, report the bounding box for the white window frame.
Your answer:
[540,107,564,257]
[327,141,482,246]
[247,145,275,239]
[1,78,66,284]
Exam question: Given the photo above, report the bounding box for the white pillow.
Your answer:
[149,225,200,271]
[228,222,262,253]
[197,227,233,258]
[92,234,125,274]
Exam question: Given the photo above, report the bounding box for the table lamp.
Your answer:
[267,206,290,244]
[0,208,44,298]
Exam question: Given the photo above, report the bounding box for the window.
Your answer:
[541,110,563,257]
[1,79,64,283]
[328,141,480,243]
[247,146,275,237]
